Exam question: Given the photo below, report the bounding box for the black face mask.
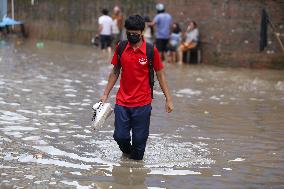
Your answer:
[127,32,141,44]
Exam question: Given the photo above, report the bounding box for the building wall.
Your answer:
[11,0,155,43]
[160,0,284,68]
[8,0,284,68]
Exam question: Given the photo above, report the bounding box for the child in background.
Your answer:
[168,23,181,63]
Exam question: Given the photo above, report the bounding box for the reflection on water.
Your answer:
[0,40,284,189]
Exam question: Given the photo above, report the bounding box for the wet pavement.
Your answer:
[0,39,284,189]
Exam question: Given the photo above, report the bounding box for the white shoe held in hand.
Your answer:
[92,102,113,130]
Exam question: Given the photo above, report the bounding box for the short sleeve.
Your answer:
[153,47,164,72]
[194,29,200,41]
[98,17,102,24]
[111,44,119,66]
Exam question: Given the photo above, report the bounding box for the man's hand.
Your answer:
[165,99,174,113]
[156,70,173,113]
[100,94,108,103]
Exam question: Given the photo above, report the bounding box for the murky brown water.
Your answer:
[0,39,284,189]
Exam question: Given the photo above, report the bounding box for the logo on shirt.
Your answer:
[138,58,147,65]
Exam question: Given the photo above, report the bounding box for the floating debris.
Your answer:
[36,42,44,49]
[33,153,43,159]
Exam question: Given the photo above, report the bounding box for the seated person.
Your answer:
[178,21,199,64]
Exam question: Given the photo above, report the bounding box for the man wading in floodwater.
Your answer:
[100,15,174,160]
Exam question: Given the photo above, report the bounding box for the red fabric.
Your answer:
[111,40,164,107]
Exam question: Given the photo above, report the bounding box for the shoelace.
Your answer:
[92,102,103,121]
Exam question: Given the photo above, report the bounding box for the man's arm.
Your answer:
[156,69,174,113]
[149,15,157,27]
[149,21,156,27]
[100,64,121,102]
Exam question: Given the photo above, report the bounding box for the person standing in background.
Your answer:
[112,6,123,46]
[151,3,173,61]
[98,8,113,53]
[143,16,154,44]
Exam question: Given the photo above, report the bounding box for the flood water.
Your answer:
[0,39,284,189]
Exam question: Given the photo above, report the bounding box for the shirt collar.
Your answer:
[125,39,146,55]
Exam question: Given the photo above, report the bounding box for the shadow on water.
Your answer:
[0,40,284,189]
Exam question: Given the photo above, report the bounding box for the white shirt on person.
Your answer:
[98,15,113,35]
[185,28,199,44]
[170,32,181,47]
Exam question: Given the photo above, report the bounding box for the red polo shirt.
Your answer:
[111,40,164,107]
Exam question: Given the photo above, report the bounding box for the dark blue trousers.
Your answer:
[113,104,152,160]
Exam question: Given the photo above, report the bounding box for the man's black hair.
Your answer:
[124,15,145,31]
[102,8,108,15]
